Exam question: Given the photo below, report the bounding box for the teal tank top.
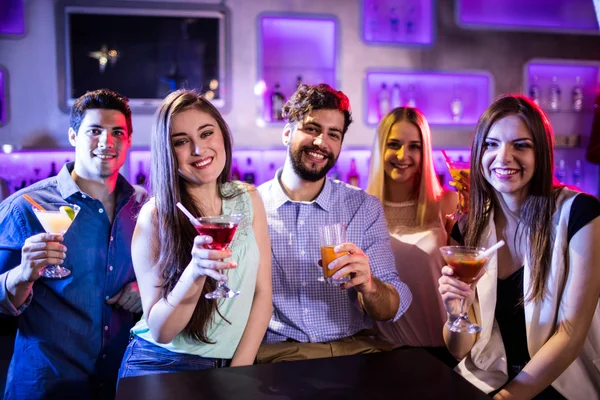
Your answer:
[131,182,260,359]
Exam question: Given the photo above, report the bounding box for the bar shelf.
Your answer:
[258,14,338,124]
[456,0,600,34]
[362,0,434,45]
[365,69,493,126]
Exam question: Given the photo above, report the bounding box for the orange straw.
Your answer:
[23,194,46,211]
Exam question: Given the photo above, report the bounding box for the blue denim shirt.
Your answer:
[0,163,144,400]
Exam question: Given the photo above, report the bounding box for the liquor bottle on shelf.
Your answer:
[295,75,303,89]
[572,159,583,188]
[48,162,58,178]
[347,158,360,187]
[406,84,417,108]
[267,162,277,180]
[555,159,567,183]
[572,76,584,112]
[135,161,147,186]
[405,5,416,35]
[271,83,285,121]
[391,83,402,109]
[243,157,256,184]
[328,164,340,181]
[450,87,464,122]
[30,168,41,185]
[529,75,541,106]
[231,158,241,181]
[389,7,400,34]
[377,83,391,119]
[367,0,380,39]
[548,76,561,112]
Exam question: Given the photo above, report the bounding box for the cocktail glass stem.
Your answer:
[205,278,240,299]
[447,297,482,334]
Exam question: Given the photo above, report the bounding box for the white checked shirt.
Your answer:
[258,172,412,344]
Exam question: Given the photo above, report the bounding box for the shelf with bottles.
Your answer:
[128,149,287,189]
[554,149,599,196]
[362,0,434,45]
[366,70,493,126]
[0,149,74,200]
[257,14,338,124]
[524,60,600,115]
[0,66,7,126]
[456,0,600,34]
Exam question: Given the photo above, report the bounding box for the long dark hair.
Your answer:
[465,94,561,303]
[150,90,236,343]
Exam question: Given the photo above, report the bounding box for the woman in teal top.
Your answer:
[118,90,272,379]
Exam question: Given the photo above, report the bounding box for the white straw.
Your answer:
[476,240,506,260]
[176,202,201,227]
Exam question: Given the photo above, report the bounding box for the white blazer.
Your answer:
[455,188,600,399]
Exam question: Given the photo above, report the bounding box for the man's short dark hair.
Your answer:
[70,89,133,135]
[282,83,353,135]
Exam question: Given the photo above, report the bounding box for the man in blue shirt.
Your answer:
[0,89,145,399]
[257,84,412,362]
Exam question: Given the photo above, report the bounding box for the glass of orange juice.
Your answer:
[318,223,350,285]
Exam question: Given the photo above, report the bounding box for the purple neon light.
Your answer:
[363,0,434,44]
[458,0,599,31]
[0,69,5,124]
[366,71,492,126]
[0,0,25,35]
[260,16,337,122]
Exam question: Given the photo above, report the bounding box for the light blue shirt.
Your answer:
[258,172,412,344]
[132,182,260,359]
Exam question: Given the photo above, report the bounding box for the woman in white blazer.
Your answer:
[438,94,600,400]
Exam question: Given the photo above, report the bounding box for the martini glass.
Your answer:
[32,203,80,278]
[439,246,489,333]
[193,215,243,299]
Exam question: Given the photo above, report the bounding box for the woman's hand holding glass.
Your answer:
[188,235,238,282]
[438,266,481,323]
[449,170,470,213]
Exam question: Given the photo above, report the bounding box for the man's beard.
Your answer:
[289,145,337,182]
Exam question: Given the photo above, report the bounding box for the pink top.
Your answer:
[376,201,448,348]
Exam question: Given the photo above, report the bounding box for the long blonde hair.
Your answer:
[367,107,442,226]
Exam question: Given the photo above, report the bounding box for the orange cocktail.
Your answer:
[318,223,350,285]
[442,150,470,218]
[446,255,487,284]
[320,245,348,280]
[439,246,490,333]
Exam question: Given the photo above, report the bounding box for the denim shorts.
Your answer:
[117,336,230,383]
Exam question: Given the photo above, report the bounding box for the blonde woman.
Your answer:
[367,107,461,365]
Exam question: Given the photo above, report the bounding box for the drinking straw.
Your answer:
[441,149,452,164]
[23,194,47,211]
[476,240,506,261]
[176,202,201,227]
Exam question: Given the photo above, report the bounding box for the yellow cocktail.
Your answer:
[33,203,80,278]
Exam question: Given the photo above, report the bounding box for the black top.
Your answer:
[450,192,600,245]
[451,193,600,398]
